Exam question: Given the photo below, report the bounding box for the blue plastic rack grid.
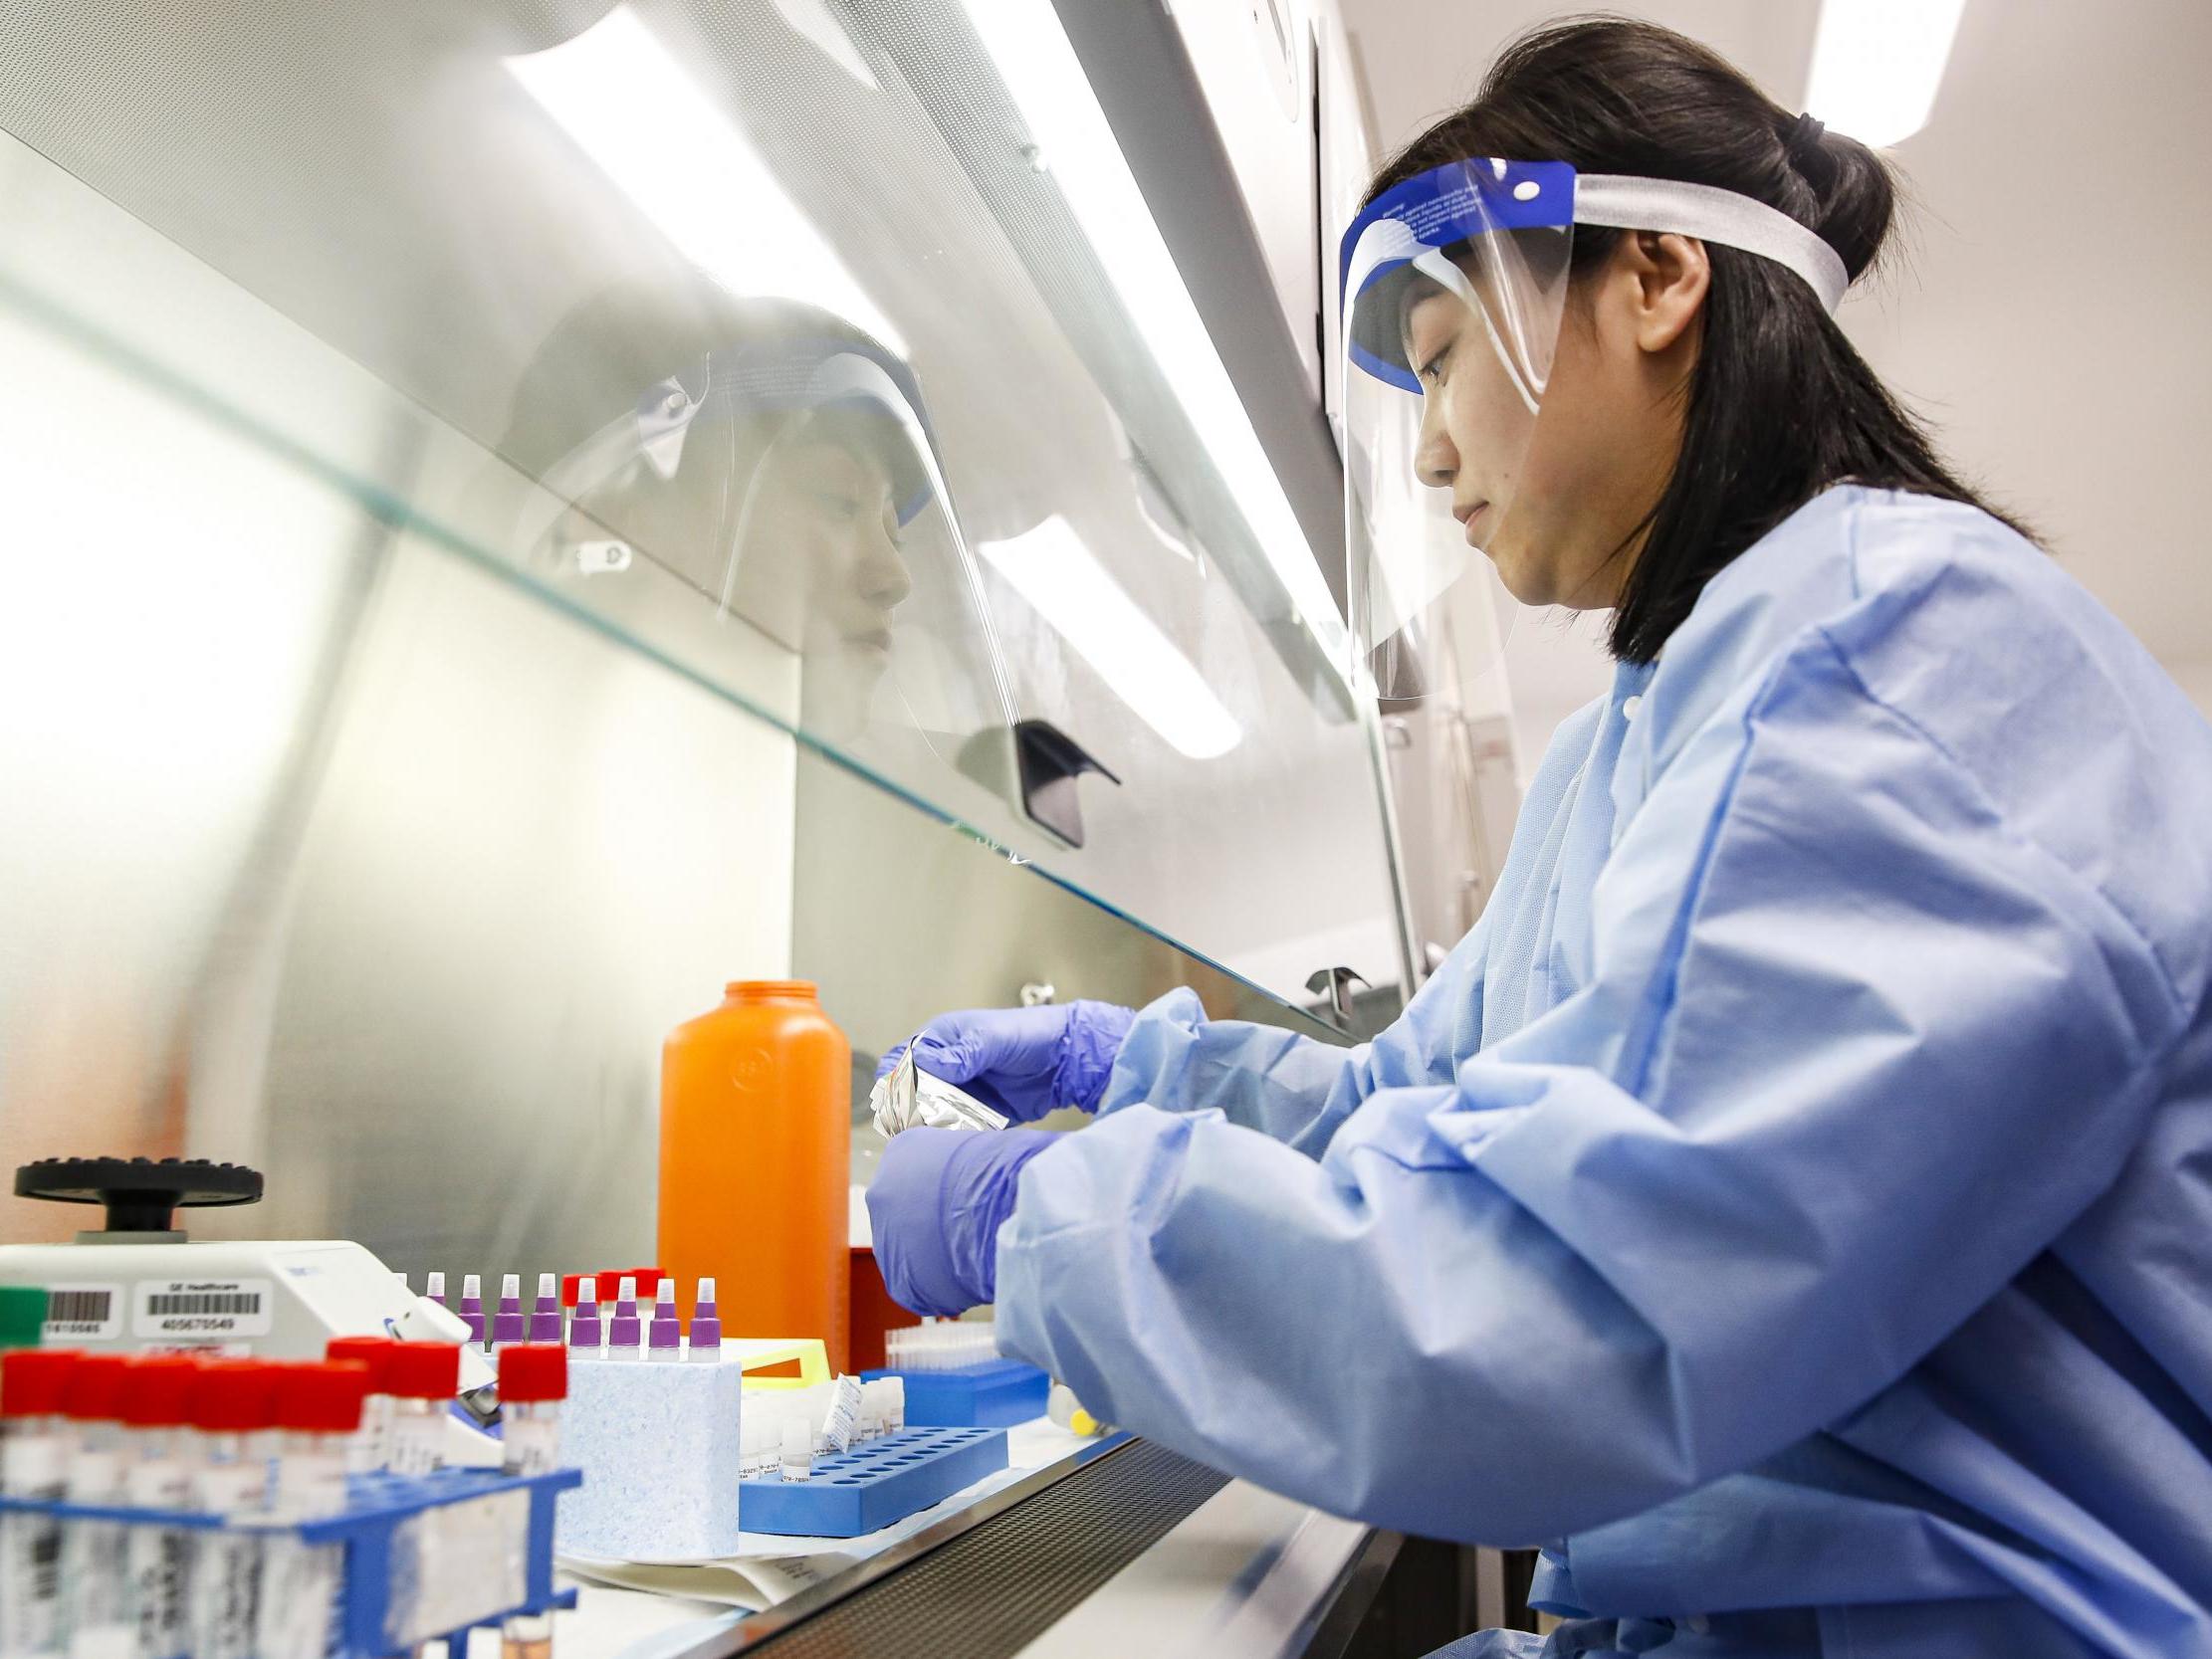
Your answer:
[0,1464,581,1658]
[738,1425,1007,1537]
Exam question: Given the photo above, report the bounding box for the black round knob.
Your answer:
[13,1157,263,1234]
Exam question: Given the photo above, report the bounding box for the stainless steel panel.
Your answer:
[0,1,1370,1295]
[0,0,1407,1005]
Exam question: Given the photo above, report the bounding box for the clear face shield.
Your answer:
[530,334,1018,775]
[1339,158,1851,700]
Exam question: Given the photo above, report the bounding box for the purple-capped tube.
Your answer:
[459,1274,487,1348]
[569,1281,603,1354]
[529,1273,563,1344]
[425,1271,447,1307]
[647,1283,682,1362]
[490,1273,526,1351]
[608,1275,642,1361]
[688,1278,722,1362]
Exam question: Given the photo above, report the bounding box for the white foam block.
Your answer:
[557,1357,745,1560]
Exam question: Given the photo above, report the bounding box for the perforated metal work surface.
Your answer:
[741,1440,1228,1658]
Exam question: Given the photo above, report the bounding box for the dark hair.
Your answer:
[1366,15,2022,662]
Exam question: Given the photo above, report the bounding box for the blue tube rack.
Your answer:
[859,1358,1050,1428]
[738,1426,1006,1537]
[0,1465,581,1658]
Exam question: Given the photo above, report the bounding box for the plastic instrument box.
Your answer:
[860,1358,1049,1428]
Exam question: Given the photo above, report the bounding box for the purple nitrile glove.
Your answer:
[866,1127,1062,1317]
[874,1002,1137,1124]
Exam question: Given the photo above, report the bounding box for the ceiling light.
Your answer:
[1804,0,1968,148]
[507,7,903,351]
[954,0,1346,675]
[981,518,1242,761]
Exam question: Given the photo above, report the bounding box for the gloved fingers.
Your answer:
[866,1128,971,1317]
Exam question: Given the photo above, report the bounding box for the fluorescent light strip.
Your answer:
[981,518,1241,761]
[506,7,903,352]
[954,0,1347,671]
[1805,0,1968,149]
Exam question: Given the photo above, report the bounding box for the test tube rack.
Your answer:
[860,1358,1051,1428]
[738,1426,1006,1537]
[0,1465,581,1658]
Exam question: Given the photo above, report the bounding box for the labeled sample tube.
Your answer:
[116,1357,198,1659]
[1,1348,82,1659]
[491,1275,526,1354]
[458,1276,487,1350]
[646,1284,681,1363]
[687,1279,721,1363]
[60,1354,133,1659]
[325,1337,397,1473]
[778,1419,812,1483]
[256,1361,367,1659]
[384,1343,460,1476]
[187,1360,277,1659]
[821,1375,862,1455]
[606,1278,641,1362]
[567,1283,602,1355]
[498,1346,567,1659]
[528,1275,563,1346]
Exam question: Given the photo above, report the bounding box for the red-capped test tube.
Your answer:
[118,1355,200,1659]
[270,1361,368,1519]
[327,1336,398,1473]
[188,1359,278,1659]
[60,1354,134,1655]
[497,1345,567,1659]
[0,1349,83,1657]
[256,1360,370,1659]
[384,1342,459,1476]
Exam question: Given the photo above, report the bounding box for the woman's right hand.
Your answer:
[875,1001,1136,1124]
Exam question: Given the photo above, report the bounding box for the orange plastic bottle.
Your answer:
[659,981,851,1372]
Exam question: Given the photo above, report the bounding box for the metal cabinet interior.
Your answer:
[0,0,1407,1011]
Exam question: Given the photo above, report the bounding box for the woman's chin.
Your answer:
[1487,541,1554,608]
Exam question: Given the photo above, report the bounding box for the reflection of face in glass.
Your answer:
[548,401,921,741]
[723,426,915,737]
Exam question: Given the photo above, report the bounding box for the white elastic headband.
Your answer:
[1575,174,1850,312]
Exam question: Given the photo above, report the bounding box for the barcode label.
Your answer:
[49,1289,112,1322]
[145,1292,261,1317]
[132,1278,273,1339]
[40,1282,122,1341]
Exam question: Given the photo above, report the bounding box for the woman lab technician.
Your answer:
[869,19,2212,1657]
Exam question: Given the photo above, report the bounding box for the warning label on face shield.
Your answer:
[131,1278,273,1339]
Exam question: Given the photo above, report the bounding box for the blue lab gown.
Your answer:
[994,487,2212,1657]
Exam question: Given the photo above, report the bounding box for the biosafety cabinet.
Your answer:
[0,0,1524,1647]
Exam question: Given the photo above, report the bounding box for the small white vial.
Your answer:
[779,1419,813,1483]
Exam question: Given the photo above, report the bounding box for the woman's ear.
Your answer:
[1618,230,1709,354]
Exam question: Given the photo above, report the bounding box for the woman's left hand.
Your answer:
[866,1127,1062,1316]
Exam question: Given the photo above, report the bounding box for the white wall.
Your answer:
[1336,0,2212,768]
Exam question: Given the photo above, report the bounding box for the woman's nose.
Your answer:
[860,520,914,609]
[1414,399,1457,490]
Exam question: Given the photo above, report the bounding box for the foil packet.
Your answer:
[869,1047,1010,1137]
